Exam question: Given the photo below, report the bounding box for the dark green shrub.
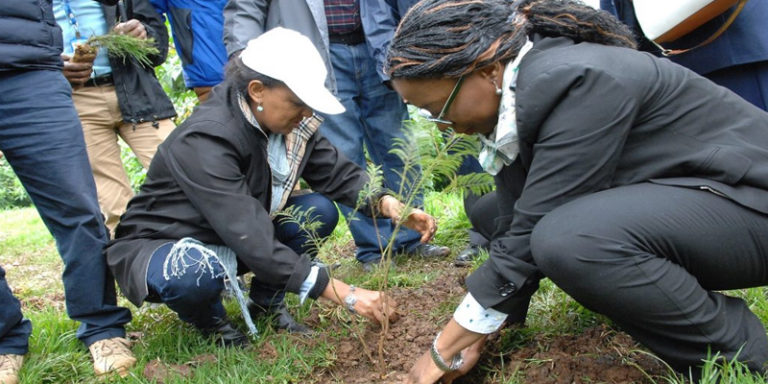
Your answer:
[0,157,32,209]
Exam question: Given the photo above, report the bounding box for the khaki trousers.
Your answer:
[73,85,175,235]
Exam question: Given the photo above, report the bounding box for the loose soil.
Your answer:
[308,260,668,384]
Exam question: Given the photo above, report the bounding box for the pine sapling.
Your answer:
[72,32,159,67]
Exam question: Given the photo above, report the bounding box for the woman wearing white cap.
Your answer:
[104,28,434,346]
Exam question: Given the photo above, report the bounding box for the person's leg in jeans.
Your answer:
[146,243,228,328]
[274,192,340,258]
[247,193,338,333]
[145,242,249,347]
[0,265,31,383]
[0,70,134,375]
[531,183,768,378]
[320,42,441,265]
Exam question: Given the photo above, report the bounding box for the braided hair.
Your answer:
[386,0,637,79]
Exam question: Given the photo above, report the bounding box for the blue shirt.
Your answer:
[53,0,112,76]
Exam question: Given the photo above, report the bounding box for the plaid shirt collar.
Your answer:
[237,93,323,213]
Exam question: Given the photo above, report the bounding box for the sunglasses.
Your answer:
[419,75,464,126]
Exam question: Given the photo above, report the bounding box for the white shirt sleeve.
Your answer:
[453,292,508,334]
[298,265,319,304]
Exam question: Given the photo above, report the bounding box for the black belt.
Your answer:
[329,30,365,45]
[83,74,114,87]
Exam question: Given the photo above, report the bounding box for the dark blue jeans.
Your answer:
[319,42,422,263]
[146,193,338,328]
[0,70,131,348]
[0,266,31,355]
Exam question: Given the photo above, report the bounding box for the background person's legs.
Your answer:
[0,266,29,384]
[119,118,175,168]
[531,183,768,376]
[0,71,131,347]
[0,266,31,356]
[74,86,134,235]
[319,42,424,264]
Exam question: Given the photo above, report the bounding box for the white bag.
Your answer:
[632,0,747,55]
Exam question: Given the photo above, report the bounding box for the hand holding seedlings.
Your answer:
[113,19,147,40]
[61,53,94,87]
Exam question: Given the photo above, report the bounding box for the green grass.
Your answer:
[3,196,768,383]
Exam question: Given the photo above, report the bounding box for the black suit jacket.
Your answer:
[466,36,768,322]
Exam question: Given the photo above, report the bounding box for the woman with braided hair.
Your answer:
[387,0,768,382]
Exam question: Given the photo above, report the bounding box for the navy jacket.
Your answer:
[468,36,768,321]
[2,0,81,71]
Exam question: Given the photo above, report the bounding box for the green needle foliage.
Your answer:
[86,32,159,67]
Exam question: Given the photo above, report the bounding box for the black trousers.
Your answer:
[530,183,768,375]
[466,190,500,247]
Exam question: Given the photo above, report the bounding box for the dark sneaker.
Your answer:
[408,244,451,259]
[247,301,313,335]
[199,318,250,348]
[454,244,482,267]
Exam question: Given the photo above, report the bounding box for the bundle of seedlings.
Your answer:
[71,32,159,67]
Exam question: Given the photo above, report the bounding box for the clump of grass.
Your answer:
[74,33,159,67]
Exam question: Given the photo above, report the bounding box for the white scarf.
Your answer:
[477,39,533,176]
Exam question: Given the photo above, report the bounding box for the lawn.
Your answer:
[3,193,768,383]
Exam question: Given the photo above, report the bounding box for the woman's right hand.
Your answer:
[352,287,399,325]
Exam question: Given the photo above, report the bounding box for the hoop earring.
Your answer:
[256,104,264,112]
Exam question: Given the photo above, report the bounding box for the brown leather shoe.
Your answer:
[88,337,136,378]
[0,354,23,384]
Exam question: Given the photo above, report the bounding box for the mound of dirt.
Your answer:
[311,263,666,383]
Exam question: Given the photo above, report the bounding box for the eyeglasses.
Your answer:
[420,75,464,126]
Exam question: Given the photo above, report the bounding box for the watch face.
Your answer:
[344,294,357,313]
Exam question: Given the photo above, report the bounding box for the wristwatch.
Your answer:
[344,285,357,314]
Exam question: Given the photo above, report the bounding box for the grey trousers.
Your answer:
[530,183,768,375]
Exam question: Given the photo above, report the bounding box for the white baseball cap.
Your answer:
[239,28,345,115]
